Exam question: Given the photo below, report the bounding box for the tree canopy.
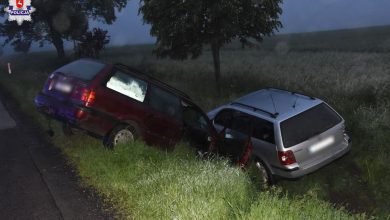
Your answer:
[0,0,128,58]
[140,0,283,81]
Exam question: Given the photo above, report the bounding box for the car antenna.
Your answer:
[269,93,278,114]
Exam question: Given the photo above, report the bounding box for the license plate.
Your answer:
[55,82,72,93]
[309,136,335,153]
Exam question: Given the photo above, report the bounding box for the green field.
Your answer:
[249,24,390,53]
[1,25,389,219]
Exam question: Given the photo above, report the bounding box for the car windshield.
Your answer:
[281,103,342,148]
[55,60,106,81]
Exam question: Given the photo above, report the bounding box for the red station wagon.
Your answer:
[34,59,217,150]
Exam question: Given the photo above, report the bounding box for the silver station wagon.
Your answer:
[208,88,351,185]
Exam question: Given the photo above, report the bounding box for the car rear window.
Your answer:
[281,103,342,148]
[55,60,106,81]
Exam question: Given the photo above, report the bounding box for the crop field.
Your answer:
[1,25,389,219]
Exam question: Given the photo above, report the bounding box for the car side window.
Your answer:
[214,109,234,128]
[230,111,253,137]
[253,118,275,144]
[148,86,182,119]
[183,107,209,130]
[106,70,148,102]
[215,109,252,139]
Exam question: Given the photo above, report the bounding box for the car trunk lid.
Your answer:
[43,72,89,102]
[280,102,345,168]
[289,123,345,169]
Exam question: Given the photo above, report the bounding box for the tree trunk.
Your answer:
[211,42,221,83]
[51,30,65,58]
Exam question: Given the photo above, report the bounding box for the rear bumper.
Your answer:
[272,142,351,179]
[34,92,84,125]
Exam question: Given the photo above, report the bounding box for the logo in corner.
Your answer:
[4,0,36,26]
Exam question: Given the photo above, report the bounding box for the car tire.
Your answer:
[250,160,275,188]
[104,125,137,149]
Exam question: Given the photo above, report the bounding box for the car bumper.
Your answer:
[34,92,83,125]
[272,142,351,179]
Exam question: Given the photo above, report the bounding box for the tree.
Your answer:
[139,0,283,82]
[75,28,110,58]
[0,0,128,58]
[12,39,31,54]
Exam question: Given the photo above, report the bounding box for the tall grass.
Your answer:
[53,133,362,220]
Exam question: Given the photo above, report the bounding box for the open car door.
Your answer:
[182,102,216,153]
[216,128,253,166]
[215,112,254,166]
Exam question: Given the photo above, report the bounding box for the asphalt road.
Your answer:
[0,96,111,220]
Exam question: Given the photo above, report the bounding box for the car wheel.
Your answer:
[250,160,274,188]
[104,125,137,149]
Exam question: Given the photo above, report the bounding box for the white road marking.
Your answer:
[0,100,16,130]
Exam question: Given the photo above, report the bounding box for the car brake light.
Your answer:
[76,109,87,119]
[80,89,96,107]
[71,86,96,107]
[45,78,55,91]
[44,73,56,91]
[278,150,296,166]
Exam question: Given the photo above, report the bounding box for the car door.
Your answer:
[214,109,253,163]
[251,117,278,167]
[182,104,214,152]
[144,85,184,146]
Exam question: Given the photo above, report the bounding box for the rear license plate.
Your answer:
[309,136,335,154]
[55,82,72,93]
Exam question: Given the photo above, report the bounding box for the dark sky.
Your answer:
[92,0,390,46]
[3,0,390,54]
[281,0,390,33]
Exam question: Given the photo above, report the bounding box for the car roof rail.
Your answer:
[114,63,190,99]
[231,102,279,118]
[266,87,315,100]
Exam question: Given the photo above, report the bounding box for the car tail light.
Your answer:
[278,150,296,166]
[48,78,55,91]
[72,86,96,107]
[80,89,96,107]
[44,74,56,92]
[76,109,87,119]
